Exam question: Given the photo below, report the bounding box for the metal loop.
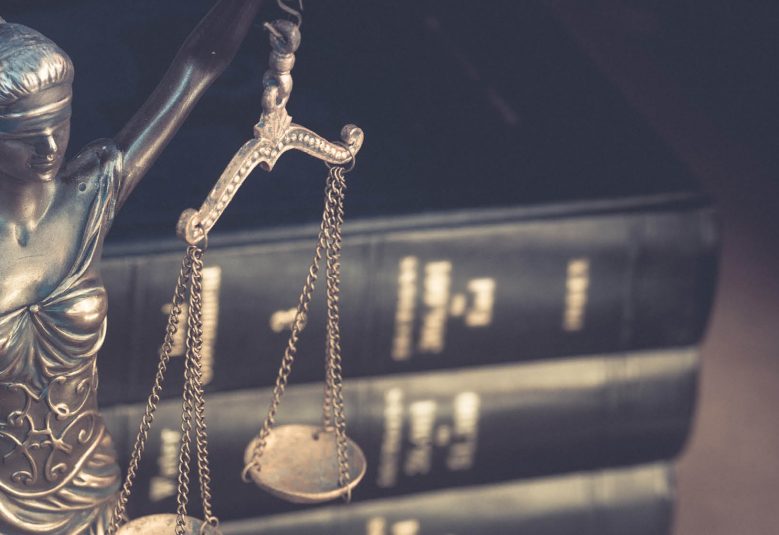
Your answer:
[277,0,303,27]
[107,251,193,534]
[326,142,357,173]
[201,517,219,535]
[240,462,257,483]
[263,21,284,40]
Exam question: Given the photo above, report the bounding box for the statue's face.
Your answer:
[0,84,71,184]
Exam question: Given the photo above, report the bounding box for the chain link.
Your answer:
[321,170,339,433]
[186,247,218,528]
[107,250,193,534]
[174,246,210,535]
[175,338,194,535]
[323,166,352,498]
[108,245,219,534]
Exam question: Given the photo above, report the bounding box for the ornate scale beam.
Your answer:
[177,19,364,247]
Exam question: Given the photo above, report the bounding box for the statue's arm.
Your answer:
[114,0,264,208]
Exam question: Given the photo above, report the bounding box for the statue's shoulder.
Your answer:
[62,139,123,187]
[59,139,124,231]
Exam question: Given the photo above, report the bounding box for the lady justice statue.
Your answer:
[0,2,264,533]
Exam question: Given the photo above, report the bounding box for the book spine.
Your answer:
[104,347,697,521]
[220,462,674,535]
[97,203,717,405]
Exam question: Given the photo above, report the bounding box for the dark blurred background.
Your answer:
[547,2,779,533]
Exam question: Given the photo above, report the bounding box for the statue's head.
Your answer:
[0,19,73,183]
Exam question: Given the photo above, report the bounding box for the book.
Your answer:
[220,462,675,535]
[97,197,717,406]
[103,347,697,521]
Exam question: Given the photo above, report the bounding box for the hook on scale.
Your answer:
[276,0,303,28]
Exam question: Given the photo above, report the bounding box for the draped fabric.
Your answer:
[0,140,122,534]
[0,436,118,535]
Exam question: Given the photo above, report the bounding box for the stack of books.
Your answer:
[3,0,717,533]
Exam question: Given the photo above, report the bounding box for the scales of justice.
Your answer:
[0,1,366,533]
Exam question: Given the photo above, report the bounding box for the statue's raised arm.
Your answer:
[115,0,264,209]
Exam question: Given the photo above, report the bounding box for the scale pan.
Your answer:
[243,424,367,504]
[116,513,221,534]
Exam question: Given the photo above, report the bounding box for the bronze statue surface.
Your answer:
[0,2,263,533]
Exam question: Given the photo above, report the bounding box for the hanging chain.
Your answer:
[323,165,352,499]
[321,170,342,433]
[242,163,350,483]
[108,250,193,535]
[241,172,331,480]
[322,332,335,431]
[176,244,219,535]
[185,246,219,529]
[175,322,195,535]
[108,245,218,535]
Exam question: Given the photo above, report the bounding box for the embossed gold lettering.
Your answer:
[563,258,590,332]
[377,388,404,488]
[446,392,480,471]
[417,261,451,354]
[391,256,418,361]
[403,400,436,476]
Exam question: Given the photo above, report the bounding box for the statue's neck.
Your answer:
[0,176,57,239]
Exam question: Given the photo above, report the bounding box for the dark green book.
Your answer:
[97,193,716,406]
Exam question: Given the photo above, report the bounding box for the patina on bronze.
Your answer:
[0,3,263,533]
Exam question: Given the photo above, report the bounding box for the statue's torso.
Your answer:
[0,142,121,532]
[0,161,102,316]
